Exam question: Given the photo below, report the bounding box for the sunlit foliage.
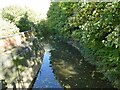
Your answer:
[47,2,120,89]
[1,6,39,32]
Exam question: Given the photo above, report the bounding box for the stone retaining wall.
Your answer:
[0,31,44,89]
[0,30,34,53]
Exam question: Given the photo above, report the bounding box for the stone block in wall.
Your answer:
[0,31,34,53]
[0,35,22,52]
[0,38,44,89]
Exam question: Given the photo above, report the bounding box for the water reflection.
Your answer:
[33,39,113,89]
[33,44,62,88]
[49,39,113,89]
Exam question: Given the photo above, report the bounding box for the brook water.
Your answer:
[33,39,113,89]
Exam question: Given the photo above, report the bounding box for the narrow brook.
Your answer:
[33,39,114,89]
[33,43,62,88]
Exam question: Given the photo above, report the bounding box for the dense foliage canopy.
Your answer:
[47,2,120,88]
[1,6,39,32]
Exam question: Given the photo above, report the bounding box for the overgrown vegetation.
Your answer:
[36,20,52,38]
[0,2,119,89]
[46,2,120,89]
[1,6,39,32]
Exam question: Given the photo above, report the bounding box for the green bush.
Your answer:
[1,6,39,32]
[47,2,120,89]
[36,20,49,37]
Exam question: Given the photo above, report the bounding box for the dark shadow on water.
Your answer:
[33,38,114,89]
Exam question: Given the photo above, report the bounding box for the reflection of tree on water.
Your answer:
[51,60,78,78]
[49,40,113,89]
[33,39,62,88]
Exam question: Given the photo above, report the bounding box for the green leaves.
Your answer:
[1,6,39,32]
[47,2,120,89]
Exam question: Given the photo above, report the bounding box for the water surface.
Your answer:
[33,39,113,89]
[33,43,62,88]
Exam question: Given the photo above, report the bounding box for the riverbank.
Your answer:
[32,38,114,89]
[62,38,119,89]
